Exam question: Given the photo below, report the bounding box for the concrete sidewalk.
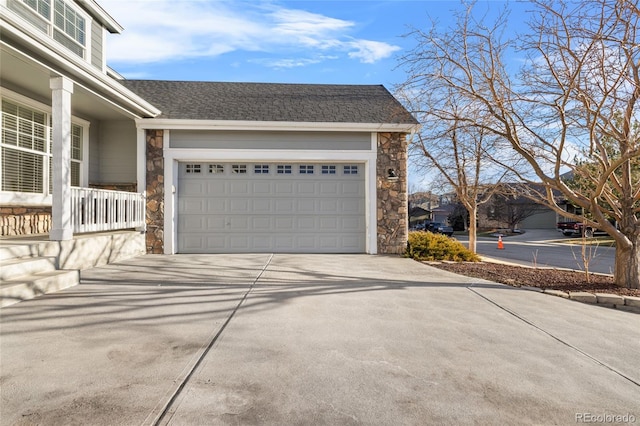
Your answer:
[1,254,638,425]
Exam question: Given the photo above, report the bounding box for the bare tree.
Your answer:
[396,45,520,253]
[398,0,640,289]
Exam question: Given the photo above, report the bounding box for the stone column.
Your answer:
[49,76,74,241]
[146,130,164,253]
[377,132,408,254]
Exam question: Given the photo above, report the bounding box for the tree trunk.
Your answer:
[468,206,477,253]
[614,232,640,289]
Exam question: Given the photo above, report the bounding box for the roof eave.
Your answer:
[76,0,124,33]
[134,119,420,133]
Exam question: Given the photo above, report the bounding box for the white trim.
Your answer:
[0,191,51,205]
[135,119,418,133]
[162,145,377,255]
[76,0,124,33]
[80,120,89,186]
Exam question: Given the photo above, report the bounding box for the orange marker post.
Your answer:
[497,235,505,250]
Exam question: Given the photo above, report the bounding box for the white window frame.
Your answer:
[14,0,91,60]
[0,89,89,206]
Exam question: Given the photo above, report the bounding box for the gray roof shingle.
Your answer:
[121,80,417,124]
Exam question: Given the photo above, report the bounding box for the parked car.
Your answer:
[428,222,454,237]
[556,221,608,238]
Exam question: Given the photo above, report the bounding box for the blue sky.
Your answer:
[101,0,529,89]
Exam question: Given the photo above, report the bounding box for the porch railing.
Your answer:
[71,188,145,234]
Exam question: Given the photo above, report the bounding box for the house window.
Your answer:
[209,164,224,174]
[185,164,201,174]
[23,0,50,19]
[277,165,292,174]
[344,165,359,175]
[1,98,84,194]
[321,165,336,175]
[53,0,86,57]
[232,164,247,174]
[18,0,87,58]
[254,164,269,174]
[299,165,314,174]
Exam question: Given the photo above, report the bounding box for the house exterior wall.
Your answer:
[90,20,104,70]
[96,120,137,184]
[169,130,371,150]
[376,132,408,254]
[146,130,165,253]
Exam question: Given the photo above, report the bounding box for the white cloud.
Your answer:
[99,0,399,66]
[347,40,402,64]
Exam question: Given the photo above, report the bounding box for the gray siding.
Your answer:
[88,119,100,183]
[96,120,137,183]
[170,131,371,150]
[90,20,103,71]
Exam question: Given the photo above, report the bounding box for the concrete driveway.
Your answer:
[1,254,638,425]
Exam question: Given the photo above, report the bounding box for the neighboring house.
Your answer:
[1,0,419,256]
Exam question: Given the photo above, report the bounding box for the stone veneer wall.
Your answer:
[377,132,408,254]
[0,206,52,236]
[146,130,165,253]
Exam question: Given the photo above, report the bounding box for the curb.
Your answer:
[533,288,640,313]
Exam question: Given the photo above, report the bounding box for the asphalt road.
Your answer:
[455,229,616,275]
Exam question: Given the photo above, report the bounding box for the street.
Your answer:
[455,229,616,275]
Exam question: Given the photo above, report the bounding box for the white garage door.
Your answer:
[178,162,366,253]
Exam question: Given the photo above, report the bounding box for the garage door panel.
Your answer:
[178,162,365,253]
[319,199,338,212]
[298,216,316,230]
[319,217,338,230]
[296,182,315,193]
[206,180,226,195]
[252,181,271,194]
[274,199,295,213]
[230,181,249,194]
[297,199,316,212]
[341,198,364,214]
[206,216,226,229]
[181,198,206,214]
[319,182,339,194]
[230,199,250,212]
[252,216,271,230]
[275,217,295,230]
[275,182,294,194]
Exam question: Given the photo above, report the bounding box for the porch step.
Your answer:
[0,256,57,281]
[0,270,80,308]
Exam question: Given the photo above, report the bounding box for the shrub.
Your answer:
[406,231,480,262]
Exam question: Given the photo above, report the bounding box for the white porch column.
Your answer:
[49,76,74,241]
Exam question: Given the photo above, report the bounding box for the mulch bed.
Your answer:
[428,261,640,297]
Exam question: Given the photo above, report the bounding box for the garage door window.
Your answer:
[185,164,201,174]
[209,164,224,174]
[277,165,292,174]
[322,165,336,175]
[299,165,314,174]
[254,164,269,174]
[344,165,359,175]
[232,164,247,174]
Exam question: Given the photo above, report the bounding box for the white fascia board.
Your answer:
[0,15,159,117]
[76,0,124,33]
[135,119,418,133]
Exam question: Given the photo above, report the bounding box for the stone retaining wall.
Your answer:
[146,130,165,254]
[377,132,408,254]
[0,206,52,236]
